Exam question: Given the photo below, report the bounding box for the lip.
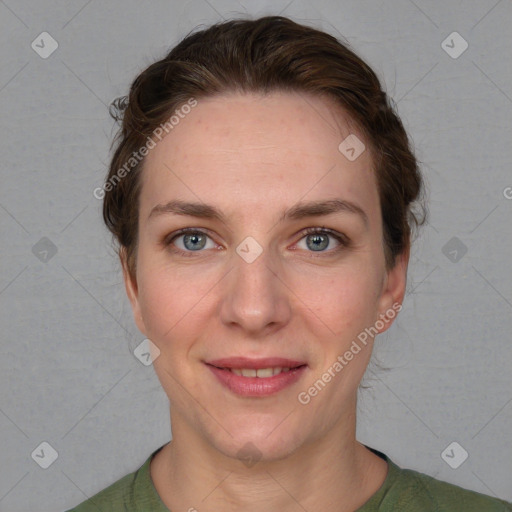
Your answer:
[205,357,308,397]
[207,357,306,370]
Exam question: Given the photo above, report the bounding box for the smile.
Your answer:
[206,359,307,396]
[227,367,291,377]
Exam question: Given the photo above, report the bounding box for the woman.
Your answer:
[68,16,511,512]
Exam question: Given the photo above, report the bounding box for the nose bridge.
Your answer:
[219,239,291,334]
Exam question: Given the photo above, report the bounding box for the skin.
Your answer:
[122,91,408,512]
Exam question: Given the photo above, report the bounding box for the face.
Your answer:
[124,91,407,462]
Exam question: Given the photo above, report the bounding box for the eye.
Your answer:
[164,226,348,257]
[166,228,217,255]
[295,227,347,254]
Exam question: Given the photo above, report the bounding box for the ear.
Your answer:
[375,247,409,334]
[120,249,147,336]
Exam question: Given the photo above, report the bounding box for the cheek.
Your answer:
[136,258,217,345]
[292,262,383,338]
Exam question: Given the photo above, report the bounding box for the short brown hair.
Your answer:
[104,15,425,276]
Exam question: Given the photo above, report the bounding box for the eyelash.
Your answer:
[164,227,349,258]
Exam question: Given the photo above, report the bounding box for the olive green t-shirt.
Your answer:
[66,445,512,511]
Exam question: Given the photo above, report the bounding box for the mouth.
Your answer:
[205,357,308,396]
[207,364,306,379]
[223,366,298,377]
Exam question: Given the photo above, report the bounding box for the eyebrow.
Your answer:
[148,198,368,226]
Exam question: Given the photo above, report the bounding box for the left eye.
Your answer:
[296,228,345,252]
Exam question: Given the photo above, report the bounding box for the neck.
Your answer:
[151,405,387,512]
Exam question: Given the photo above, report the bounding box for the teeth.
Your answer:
[229,367,291,377]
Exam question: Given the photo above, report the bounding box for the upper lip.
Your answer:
[206,357,307,370]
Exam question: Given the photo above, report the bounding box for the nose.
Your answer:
[219,245,292,337]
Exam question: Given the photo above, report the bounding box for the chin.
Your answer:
[207,418,307,465]
[227,438,300,465]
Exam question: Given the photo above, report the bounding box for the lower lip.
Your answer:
[207,364,307,397]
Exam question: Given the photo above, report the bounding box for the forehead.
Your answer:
[140,91,379,223]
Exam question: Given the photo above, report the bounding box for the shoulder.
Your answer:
[65,447,167,512]
[381,459,512,511]
[361,446,511,511]
[65,469,138,512]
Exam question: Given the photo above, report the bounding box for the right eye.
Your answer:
[165,228,217,256]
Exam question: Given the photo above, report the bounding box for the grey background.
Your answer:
[0,0,511,510]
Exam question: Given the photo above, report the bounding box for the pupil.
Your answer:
[307,234,328,251]
[184,233,206,251]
